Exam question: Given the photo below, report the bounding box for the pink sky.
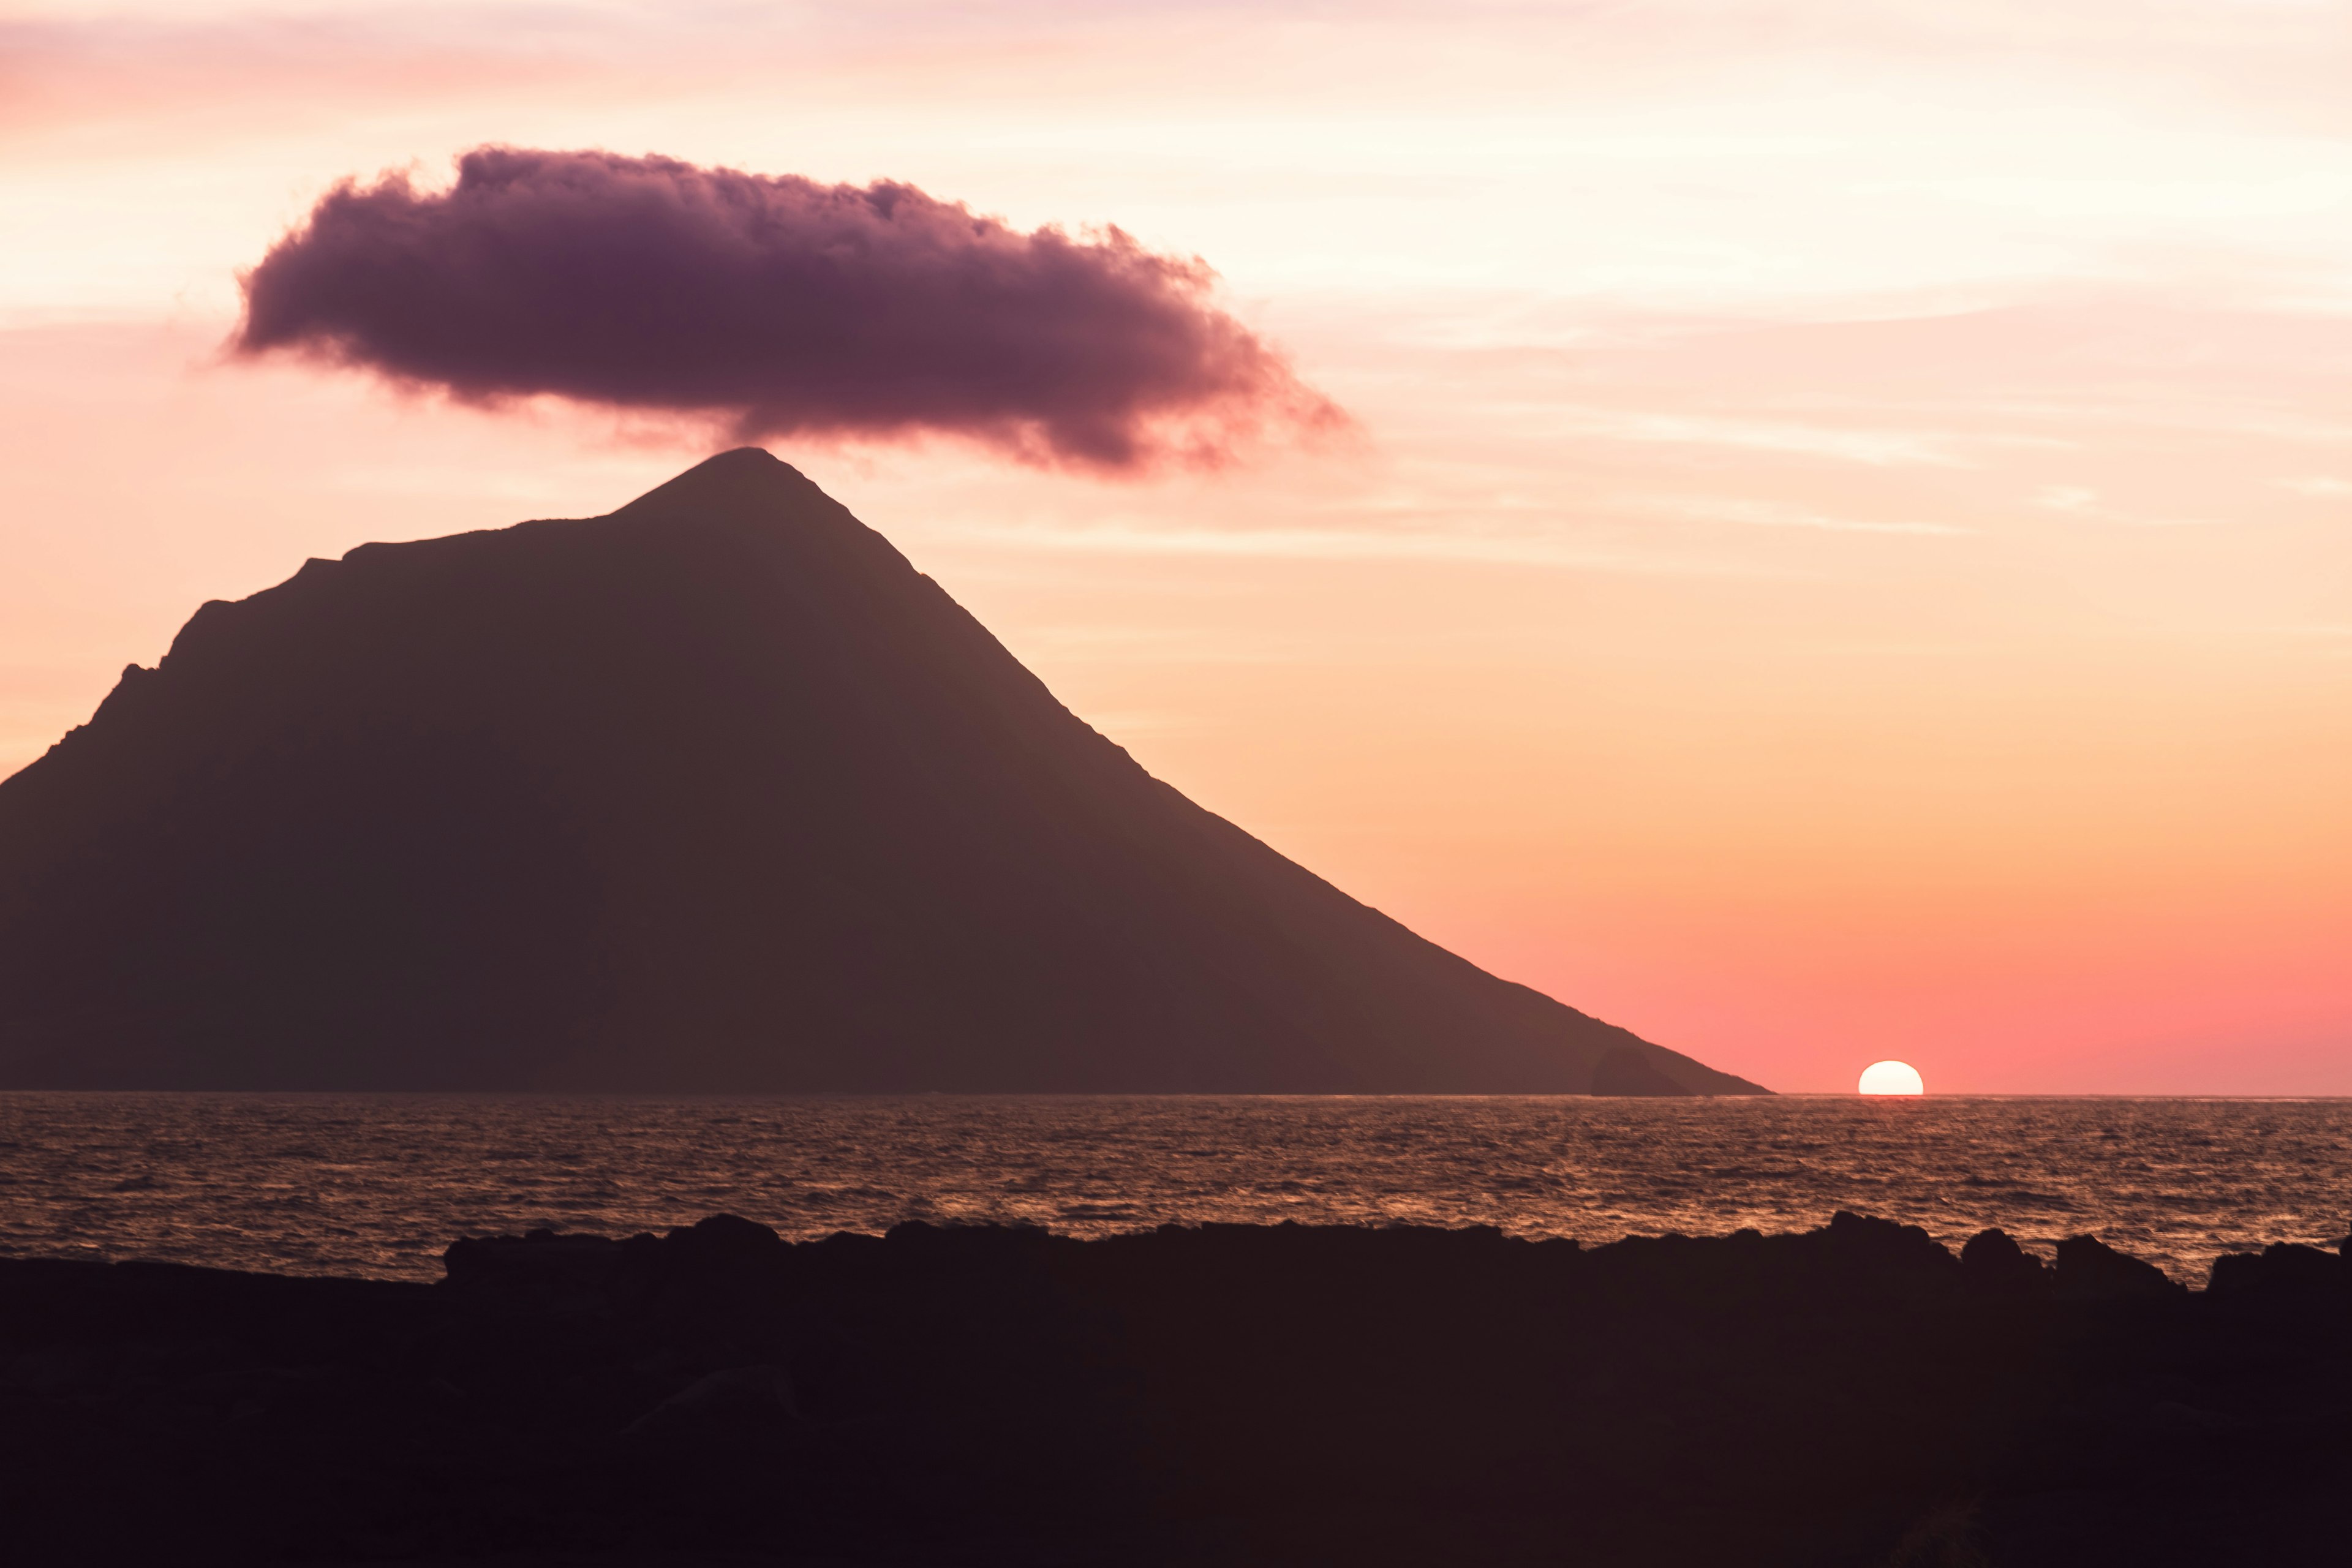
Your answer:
[4,0,2349,1091]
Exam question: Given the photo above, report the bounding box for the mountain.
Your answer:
[0,451,1764,1093]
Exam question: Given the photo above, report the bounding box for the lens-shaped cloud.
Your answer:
[234,146,1340,470]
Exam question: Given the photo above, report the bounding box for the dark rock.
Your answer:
[624,1363,799,1434]
[663,1212,786,1267]
[1580,1211,1960,1306]
[2053,1234,2179,1297]
[442,1227,631,1299]
[2,1212,2338,1568]
[2146,1399,2246,1438]
[1960,1227,2050,1295]
[2207,1242,2346,1296]
[628,1213,790,1297]
[1820,1209,1961,1292]
[1887,1502,1990,1568]
[2,1347,92,1393]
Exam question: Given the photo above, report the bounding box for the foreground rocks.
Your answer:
[1,1213,2346,1566]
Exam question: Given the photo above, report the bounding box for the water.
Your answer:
[0,1093,2345,1284]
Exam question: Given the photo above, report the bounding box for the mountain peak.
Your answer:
[0,457,1764,1095]
[612,446,824,522]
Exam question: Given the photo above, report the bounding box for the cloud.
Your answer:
[1549,408,1969,467]
[951,522,1800,577]
[2036,484,2101,513]
[1647,495,1972,535]
[233,146,1340,470]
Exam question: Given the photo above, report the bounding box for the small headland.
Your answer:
[1,1213,2345,1566]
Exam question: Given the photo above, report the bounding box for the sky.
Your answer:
[3,0,2349,1093]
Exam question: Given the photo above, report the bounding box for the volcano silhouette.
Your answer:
[0,451,1763,1093]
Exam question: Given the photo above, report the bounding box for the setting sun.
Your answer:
[1858,1060,1926,1096]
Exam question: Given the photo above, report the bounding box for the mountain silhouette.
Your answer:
[0,451,1763,1093]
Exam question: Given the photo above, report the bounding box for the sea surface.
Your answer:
[1,1093,2346,1284]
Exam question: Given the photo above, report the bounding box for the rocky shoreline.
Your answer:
[2,1213,2345,1566]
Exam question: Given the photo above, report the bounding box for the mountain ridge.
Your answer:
[0,450,1764,1094]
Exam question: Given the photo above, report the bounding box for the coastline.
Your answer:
[3,1212,2345,1565]
[5,1093,2346,1287]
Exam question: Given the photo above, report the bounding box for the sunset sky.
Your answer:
[4,0,2349,1093]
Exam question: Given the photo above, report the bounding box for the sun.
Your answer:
[1857,1060,1925,1096]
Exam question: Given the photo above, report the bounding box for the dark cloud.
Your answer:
[233,146,1339,470]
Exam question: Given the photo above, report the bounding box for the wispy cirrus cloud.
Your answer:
[1547,408,1972,467]
[1645,495,1973,536]
[950,521,1804,577]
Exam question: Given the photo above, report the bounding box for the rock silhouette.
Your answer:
[0,449,1760,1092]
[1959,1226,2051,1295]
[1,1214,2343,1566]
[2054,1233,2181,1298]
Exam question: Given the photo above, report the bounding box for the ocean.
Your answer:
[2,1092,2345,1284]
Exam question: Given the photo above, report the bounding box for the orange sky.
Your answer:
[3,1,2349,1091]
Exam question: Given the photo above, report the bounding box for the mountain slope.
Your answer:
[0,450,1763,1093]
